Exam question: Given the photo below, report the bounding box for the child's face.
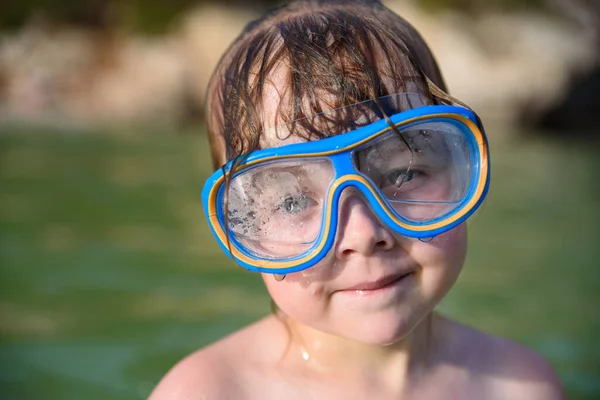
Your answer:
[263,220,466,345]
[255,89,468,346]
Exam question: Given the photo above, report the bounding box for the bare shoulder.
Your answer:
[148,316,287,400]
[437,315,566,400]
[147,345,232,400]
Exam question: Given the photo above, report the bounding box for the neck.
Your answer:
[281,312,440,391]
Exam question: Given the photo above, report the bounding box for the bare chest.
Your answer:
[235,365,490,400]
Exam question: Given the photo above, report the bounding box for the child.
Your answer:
[150,1,565,398]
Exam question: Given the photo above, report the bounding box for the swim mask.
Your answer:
[202,93,490,274]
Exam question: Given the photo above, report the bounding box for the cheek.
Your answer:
[262,272,330,324]
[414,223,467,297]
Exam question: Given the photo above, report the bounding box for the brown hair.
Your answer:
[205,0,461,171]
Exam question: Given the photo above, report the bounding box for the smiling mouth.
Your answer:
[338,271,415,294]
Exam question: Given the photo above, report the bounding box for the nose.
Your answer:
[334,194,395,259]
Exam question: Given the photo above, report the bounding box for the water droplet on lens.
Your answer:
[229,217,243,227]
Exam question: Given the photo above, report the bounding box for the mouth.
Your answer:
[337,271,415,296]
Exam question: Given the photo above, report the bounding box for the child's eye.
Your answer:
[385,169,419,189]
[276,194,316,215]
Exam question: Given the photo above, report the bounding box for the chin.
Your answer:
[333,309,426,346]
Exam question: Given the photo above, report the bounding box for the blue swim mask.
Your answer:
[202,93,490,274]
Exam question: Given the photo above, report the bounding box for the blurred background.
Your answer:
[0,0,599,399]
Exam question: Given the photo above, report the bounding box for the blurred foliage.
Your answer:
[0,0,267,33]
[418,0,549,14]
[0,0,552,33]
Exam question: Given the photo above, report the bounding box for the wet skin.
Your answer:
[150,76,564,400]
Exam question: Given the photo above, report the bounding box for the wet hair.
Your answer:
[205,0,464,171]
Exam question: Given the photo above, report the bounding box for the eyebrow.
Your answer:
[273,162,333,177]
[253,164,313,182]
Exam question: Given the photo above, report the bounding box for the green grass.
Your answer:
[0,123,598,399]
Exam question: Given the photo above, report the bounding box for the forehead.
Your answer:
[258,62,431,149]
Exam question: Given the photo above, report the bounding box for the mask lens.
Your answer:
[225,159,334,259]
[355,120,472,222]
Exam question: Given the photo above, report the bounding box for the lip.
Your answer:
[336,271,415,294]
